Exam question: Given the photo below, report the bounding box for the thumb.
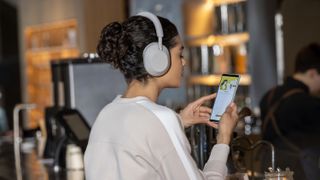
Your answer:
[224,104,233,114]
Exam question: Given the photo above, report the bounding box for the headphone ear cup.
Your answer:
[143,42,170,76]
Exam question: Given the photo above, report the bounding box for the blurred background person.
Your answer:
[260,43,320,180]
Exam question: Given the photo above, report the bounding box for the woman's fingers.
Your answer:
[199,106,212,113]
[224,106,232,116]
[195,107,211,118]
[206,121,218,129]
[224,103,236,115]
[230,103,238,120]
[199,112,210,118]
[192,93,216,106]
[193,106,211,115]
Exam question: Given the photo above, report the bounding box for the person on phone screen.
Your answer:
[220,80,228,91]
[260,43,320,179]
[84,12,239,180]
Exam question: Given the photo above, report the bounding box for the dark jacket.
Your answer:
[260,77,320,149]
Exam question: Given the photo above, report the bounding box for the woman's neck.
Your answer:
[123,79,161,102]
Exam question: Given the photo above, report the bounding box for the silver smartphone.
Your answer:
[210,74,240,122]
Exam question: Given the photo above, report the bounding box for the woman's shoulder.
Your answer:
[88,98,178,156]
[91,99,172,132]
[136,99,176,116]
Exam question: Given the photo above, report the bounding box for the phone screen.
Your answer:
[210,74,240,122]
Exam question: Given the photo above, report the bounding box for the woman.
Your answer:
[84,12,239,180]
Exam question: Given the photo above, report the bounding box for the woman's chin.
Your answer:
[170,83,181,88]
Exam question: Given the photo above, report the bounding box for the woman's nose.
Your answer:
[182,59,186,66]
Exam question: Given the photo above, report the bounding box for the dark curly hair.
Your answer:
[97,15,179,83]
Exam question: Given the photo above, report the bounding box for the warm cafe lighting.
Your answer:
[183,0,214,38]
[208,0,246,6]
[186,32,249,47]
[189,74,251,86]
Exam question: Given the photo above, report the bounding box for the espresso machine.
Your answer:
[43,56,127,169]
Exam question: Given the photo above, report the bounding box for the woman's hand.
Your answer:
[179,93,218,128]
[179,93,239,144]
[216,103,239,145]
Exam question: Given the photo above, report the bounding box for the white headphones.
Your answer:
[137,12,170,77]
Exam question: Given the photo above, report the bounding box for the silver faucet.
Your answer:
[13,103,37,180]
[231,136,275,171]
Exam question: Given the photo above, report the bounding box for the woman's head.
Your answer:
[97,15,180,84]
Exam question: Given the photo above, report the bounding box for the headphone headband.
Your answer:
[136,11,170,77]
[137,12,163,50]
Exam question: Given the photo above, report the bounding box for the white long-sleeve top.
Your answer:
[84,96,229,180]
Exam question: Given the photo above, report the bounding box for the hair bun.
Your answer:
[97,22,123,69]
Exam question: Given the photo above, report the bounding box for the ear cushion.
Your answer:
[143,42,170,76]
